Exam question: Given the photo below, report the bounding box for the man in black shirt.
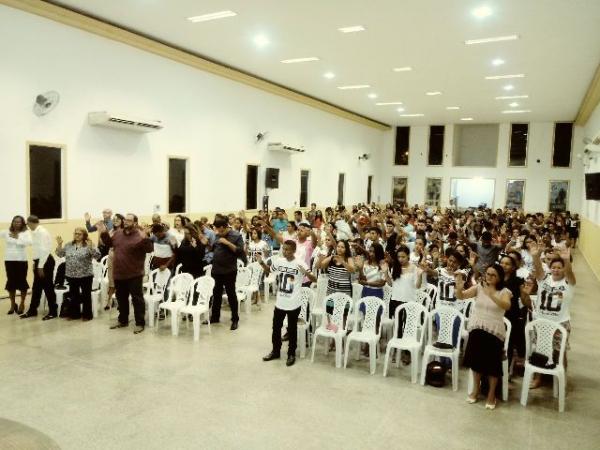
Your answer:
[210,218,246,330]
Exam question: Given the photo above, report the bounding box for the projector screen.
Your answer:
[450,178,495,209]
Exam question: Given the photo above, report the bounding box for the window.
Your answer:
[392,177,407,205]
[299,170,309,207]
[428,126,444,166]
[508,123,528,167]
[168,158,187,213]
[367,175,373,204]
[552,122,573,167]
[425,178,442,206]
[394,126,410,165]
[453,124,499,167]
[29,144,64,220]
[246,165,258,210]
[337,173,345,206]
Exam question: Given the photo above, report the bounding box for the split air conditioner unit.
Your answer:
[88,111,163,133]
[267,142,305,154]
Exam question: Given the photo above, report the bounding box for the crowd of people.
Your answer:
[1,203,580,402]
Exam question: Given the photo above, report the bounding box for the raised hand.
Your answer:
[84,212,91,222]
[56,236,63,246]
[528,241,540,257]
[558,247,571,261]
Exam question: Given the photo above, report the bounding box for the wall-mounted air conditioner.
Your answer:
[267,142,305,154]
[88,111,163,133]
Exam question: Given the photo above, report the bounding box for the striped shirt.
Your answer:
[326,261,352,296]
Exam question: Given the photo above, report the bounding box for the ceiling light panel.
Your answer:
[375,102,403,105]
[446,106,460,110]
[337,85,371,90]
[492,58,505,66]
[465,35,519,45]
[485,74,525,80]
[472,6,493,18]
[426,91,442,96]
[338,25,365,33]
[187,11,237,23]
[323,72,335,79]
[461,117,474,121]
[502,110,531,114]
[393,67,413,72]
[495,95,529,100]
[400,113,424,117]
[280,57,320,64]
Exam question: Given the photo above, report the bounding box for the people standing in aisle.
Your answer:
[210,217,246,330]
[259,240,316,367]
[55,228,100,321]
[98,214,153,334]
[149,223,177,272]
[168,215,187,247]
[1,216,31,315]
[21,216,57,320]
[84,209,113,257]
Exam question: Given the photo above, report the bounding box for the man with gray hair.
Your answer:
[85,209,114,257]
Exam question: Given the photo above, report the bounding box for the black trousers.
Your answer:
[272,306,301,357]
[114,276,145,326]
[211,271,239,323]
[28,256,56,315]
[67,276,93,320]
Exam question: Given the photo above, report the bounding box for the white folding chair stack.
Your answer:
[99,255,109,304]
[383,302,429,383]
[460,298,475,352]
[420,306,466,391]
[344,296,386,375]
[143,268,172,327]
[158,273,194,335]
[520,318,568,412]
[310,292,353,368]
[178,276,215,341]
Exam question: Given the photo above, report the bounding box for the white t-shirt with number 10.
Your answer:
[267,256,308,311]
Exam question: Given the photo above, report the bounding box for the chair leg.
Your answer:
[193,314,200,341]
[310,335,317,363]
[335,337,343,368]
[355,340,360,361]
[171,310,179,336]
[420,350,430,386]
[410,348,419,384]
[502,360,509,401]
[206,312,211,334]
[451,353,459,391]
[553,375,558,398]
[520,367,533,407]
[148,303,155,328]
[369,342,376,375]
[343,338,350,369]
[298,329,306,358]
[558,371,565,412]
[383,345,391,377]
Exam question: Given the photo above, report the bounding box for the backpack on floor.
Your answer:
[425,361,447,388]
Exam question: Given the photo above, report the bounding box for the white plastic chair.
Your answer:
[244,263,263,309]
[158,273,194,335]
[416,290,431,311]
[90,261,104,318]
[237,259,245,269]
[347,282,364,331]
[383,302,429,383]
[420,306,466,391]
[143,269,172,328]
[41,257,67,315]
[310,292,352,368]
[425,283,438,310]
[344,296,386,375]
[460,298,475,352]
[99,255,109,303]
[467,317,512,401]
[309,275,328,332]
[203,264,212,277]
[178,276,215,341]
[174,263,182,276]
[296,287,314,358]
[233,267,252,314]
[520,319,568,412]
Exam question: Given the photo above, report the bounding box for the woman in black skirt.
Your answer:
[456,264,512,409]
[1,216,32,314]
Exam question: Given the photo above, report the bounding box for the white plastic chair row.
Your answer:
[344,296,386,374]
[310,292,353,368]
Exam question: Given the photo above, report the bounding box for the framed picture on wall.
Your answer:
[425,178,442,206]
[505,179,525,210]
[548,180,569,212]
[392,177,408,205]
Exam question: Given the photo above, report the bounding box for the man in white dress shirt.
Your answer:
[22,216,58,320]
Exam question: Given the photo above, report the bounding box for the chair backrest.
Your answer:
[91,261,103,291]
[462,299,475,320]
[351,282,363,306]
[189,276,215,306]
[426,283,438,307]
[525,318,567,367]
[175,263,182,276]
[248,262,263,286]
[203,264,213,277]
[53,257,66,285]
[355,296,386,335]
[144,253,153,276]
[323,292,352,329]
[427,306,465,347]
[168,273,194,302]
[149,268,172,295]
[237,259,245,269]
[297,287,314,323]
[236,267,252,288]
[315,275,328,306]
[503,317,512,353]
[394,302,429,343]
[416,290,431,311]
[100,255,109,268]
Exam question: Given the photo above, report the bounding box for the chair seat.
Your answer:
[347,331,379,343]
[160,302,184,311]
[314,327,346,338]
[387,337,420,350]
[144,293,163,304]
[425,344,457,354]
[524,362,564,376]
[180,304,209,315]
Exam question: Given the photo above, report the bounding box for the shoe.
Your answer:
[133,326,145,334]
[42,314,56,321]
[485,401,496,410]
[262,351,280,361]
[17,305,24,315]
[20,312,37,319]
[103,305,110,311]
[466,396,478,404]
[7,308,16,315]
[209,318,220,324]
[230,321,238,331]
[110,322,128,329]
[286,356,296,367]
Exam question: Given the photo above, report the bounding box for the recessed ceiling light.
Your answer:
[338,25,365,33]
[503,85,515,91]
[461,117,474,121]
[485,74,525,80]
[393,67,413,72]
[465,35,519,45]
[367,93,378,99]
[446,106,460,110]
[280,57,320,64]
[492,58,505,66]
[337,85,370,90]
[509,102,520,107]
[375,102,403,106]
[323,72,336,79]
[400,113,424,117]
[495,95,529,100]
[472,6,493,19]
[426,91,442,96]
[396,107,405,112]
[253,34,269,48]
[187,11,237,23]
[502,110,531,114]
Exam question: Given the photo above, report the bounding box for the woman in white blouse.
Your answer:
[1,216,32,314]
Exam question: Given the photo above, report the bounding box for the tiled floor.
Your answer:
[0,252,599,450]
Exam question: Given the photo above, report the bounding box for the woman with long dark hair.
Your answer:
[457,263,512,409]
[1,216,31,314]
[358,243,387,299]
[176,224,206,278]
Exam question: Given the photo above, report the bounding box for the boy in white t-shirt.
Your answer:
[258,240,316,367]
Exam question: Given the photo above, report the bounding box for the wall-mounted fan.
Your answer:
[33,91,60,116]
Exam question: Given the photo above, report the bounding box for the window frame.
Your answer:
[551,122,574,169]
[507,122,529,168]
[393,126,410,166]
[427,125,445,167]
[167,156,189,215]
[299,168,310,208]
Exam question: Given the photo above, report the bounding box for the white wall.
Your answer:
[378,122,584,212]
[582,103,600,225]
[0,6,384,223]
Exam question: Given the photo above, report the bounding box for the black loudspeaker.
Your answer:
[265,168,279,188]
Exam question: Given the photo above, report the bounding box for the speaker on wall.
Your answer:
[265,167,279,188]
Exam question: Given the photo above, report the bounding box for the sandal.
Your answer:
[42,314,57,321]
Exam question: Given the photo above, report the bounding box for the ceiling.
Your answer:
[52,0,600,126]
